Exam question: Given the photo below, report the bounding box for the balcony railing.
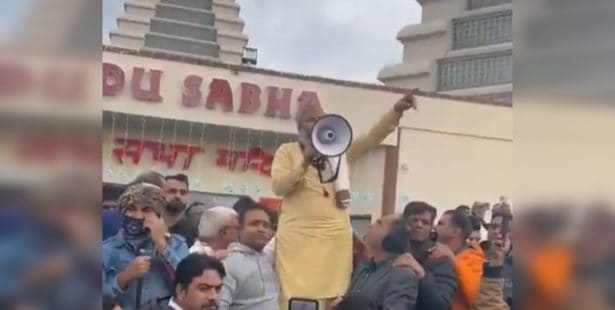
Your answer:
[452,10,512,50]
[437,51,512,91]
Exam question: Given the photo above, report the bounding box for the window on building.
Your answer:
[468,0,511,10]
[350,215,372,239]
[437,51,512,91]
[453,10,512,50]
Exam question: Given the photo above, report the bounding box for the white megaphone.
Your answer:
[309,114,353,183]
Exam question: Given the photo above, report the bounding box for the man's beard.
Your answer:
[166,199,186,214]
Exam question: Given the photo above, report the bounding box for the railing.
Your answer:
[452,10,512,50]
[437,51,512,91]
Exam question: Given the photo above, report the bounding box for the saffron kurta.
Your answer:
[271,109,402,309]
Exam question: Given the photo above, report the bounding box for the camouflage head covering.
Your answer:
[118,183,166,216]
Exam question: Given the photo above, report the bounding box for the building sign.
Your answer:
[111,137,274,176]
[215,147,273,177]
[103,63,322,120]
[112,138,203,170]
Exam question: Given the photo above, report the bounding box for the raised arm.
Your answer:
[271,144,310,197]
[346,94,415,165]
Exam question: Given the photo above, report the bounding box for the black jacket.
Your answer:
[409,241,458,310]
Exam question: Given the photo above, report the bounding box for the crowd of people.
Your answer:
[101,169,514,310]
[101,94,517,310]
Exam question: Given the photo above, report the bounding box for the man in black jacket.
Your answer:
[396,201,457,310]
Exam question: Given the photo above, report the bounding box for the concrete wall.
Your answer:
[396,95,512,215]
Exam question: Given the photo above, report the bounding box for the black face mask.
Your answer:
[166,199,186,214]
[121,215,147,236]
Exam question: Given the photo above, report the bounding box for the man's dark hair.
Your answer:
[232,196,256,214]
[443,210,473,240]
[469,215,482,231]
[456,205,471,214]
[403,201,438,222]
[382,218,410,255]
[165,173,189,190]
[236,200,272,226]
[170,215,199,248]
[128,170,165,188]
[174,254,225,297]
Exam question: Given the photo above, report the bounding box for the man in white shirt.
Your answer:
[190,207,240,260]
[168,254,225,310]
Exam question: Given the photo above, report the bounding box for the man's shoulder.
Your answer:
[276,142,299,153]
[168,233,187,245]
[223,251,248,266]
[102,233,123,250]
[390,266,418,284]
[424,256,455,273]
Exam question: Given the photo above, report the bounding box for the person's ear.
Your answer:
[175,284,186,300]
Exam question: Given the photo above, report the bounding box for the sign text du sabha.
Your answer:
[103,63,322,119]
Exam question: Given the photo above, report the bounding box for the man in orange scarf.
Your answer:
[431,209,484,310]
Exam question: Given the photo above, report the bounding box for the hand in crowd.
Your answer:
[429,242,456,261]
[117,256,151,289]
[394,91,417,112]
[486,237,511,267]
[335,190,351,209]
[393,252,426,279]
[144,214,169,253]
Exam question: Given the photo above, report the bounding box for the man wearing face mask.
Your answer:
[103,184,190,310]
[271,93,415,309]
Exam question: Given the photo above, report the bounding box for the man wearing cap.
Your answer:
[270,94,416,309]
[102,184,190,310]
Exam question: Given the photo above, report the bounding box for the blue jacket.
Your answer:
[102,230,189,310]
[102,209,122,241]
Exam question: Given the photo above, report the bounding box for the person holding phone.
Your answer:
[102,184,189,310]
[472,214,512,310]
[486,212,513,308]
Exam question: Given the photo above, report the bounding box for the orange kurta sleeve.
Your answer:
[452,246,485,310]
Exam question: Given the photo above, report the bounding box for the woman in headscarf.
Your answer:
[271,94,415,309]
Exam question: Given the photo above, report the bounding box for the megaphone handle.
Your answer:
[312,156,326,169]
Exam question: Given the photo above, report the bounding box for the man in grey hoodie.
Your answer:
[218,200,278,310]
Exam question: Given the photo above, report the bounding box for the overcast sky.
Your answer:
[103,0,422,83]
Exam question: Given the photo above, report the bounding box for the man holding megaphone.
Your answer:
[271,92,416,309]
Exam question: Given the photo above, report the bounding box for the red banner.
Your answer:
[112,138,202,170]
